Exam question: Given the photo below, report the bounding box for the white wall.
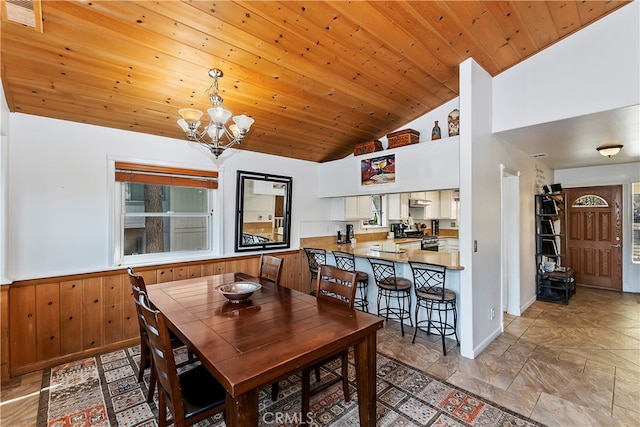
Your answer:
[493,1,640,131]
[459,59,503,358]
[318,97,461,198]
[555,162,640,293]
[318,136,460,198]
[7,113,328,280]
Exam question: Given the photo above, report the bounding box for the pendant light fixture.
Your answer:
[177,69,254,158]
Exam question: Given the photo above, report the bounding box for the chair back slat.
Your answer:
[409,262,447,300]
[315,265,357,309]
[137,291,185,423]
[259,254,284,285]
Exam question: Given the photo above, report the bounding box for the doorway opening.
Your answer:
[501,165,521,318]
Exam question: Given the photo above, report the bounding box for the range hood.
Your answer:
[409,199,432,207]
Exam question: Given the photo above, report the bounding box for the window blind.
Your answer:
[115,162,218,189]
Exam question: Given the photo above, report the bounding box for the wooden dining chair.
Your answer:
[257,254,285,400]
[301,265,357,419]
[332,250,369,312]
[127,267,194,402]
[137,290,226,427]
[258,254,283,286]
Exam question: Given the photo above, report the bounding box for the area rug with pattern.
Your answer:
[37,345,545,426]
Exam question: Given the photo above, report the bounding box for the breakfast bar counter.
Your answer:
[305,238,463,338]
[313,239,464,270]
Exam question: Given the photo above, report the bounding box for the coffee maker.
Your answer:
[345,224,354,243]
[391,223,406,238]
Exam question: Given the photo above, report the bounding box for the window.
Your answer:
[362,194,384,227]
[113,162,217,265]
[633,182,640,263]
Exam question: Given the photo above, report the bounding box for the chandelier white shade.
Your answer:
[596,144,623,158]
[177,69,254,158]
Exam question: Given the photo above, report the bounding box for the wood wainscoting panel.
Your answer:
[9,285,36,369]
[1,285,9,385]
[60,280,83,355]
[82,277,104,350]
[103,274,125,345]
[35,282,60,361]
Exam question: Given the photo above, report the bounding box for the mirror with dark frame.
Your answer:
[235,170,292,252]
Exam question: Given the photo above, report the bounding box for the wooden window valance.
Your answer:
[115,162,218,189]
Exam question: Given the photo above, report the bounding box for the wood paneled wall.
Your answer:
[2,250,307,382]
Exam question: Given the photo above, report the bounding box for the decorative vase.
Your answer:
[431,121,441,140]
[448,109,460,136]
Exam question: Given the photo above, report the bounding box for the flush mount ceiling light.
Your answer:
[596,144,623,158]
[177,69,255,159]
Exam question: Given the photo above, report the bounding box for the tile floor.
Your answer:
[1,286,638,426]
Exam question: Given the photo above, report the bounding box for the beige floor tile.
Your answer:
[613,367,640,413]
[612,404,640,422]
[513,357,615,415]
[455,352,524,390]
[531,392,626,427]
[446,371,539,418]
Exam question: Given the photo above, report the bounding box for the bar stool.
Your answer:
[367,258,412,336]
[408,261,459,355]
[333,250,369,312]
[303,248,327,291]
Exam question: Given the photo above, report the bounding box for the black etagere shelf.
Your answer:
[534,192,575,304]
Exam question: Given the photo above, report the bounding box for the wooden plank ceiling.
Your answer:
[1,1,630,163]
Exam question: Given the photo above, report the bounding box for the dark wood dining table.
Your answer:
[146,272,384,426]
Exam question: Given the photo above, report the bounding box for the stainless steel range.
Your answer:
[421,236,439,251]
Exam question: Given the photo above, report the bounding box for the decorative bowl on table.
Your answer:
[216,281,262,303]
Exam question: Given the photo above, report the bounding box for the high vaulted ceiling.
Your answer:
[1,0,632,163]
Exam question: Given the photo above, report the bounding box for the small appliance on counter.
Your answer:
[345,224,354,243]
[391,223,406,238]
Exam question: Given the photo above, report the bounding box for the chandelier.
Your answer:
[177,69,255,158]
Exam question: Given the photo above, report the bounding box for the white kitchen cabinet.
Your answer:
[388,193,409,219]
[423,191,440,218]
[439,190,459,219]
[331,196,371,220]
[408,191,439,219]
[446,238,459,252]
[437,238,459,252]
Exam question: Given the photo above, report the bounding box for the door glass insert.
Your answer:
[572,195,608,207]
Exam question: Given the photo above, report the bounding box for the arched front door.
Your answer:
[566,185,622,290]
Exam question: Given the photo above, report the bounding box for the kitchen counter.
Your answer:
[316,239,463,270]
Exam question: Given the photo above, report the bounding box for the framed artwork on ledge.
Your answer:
[361,154,395,186]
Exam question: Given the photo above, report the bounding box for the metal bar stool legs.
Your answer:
[368,258,412,336]
[409,261,459,355]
